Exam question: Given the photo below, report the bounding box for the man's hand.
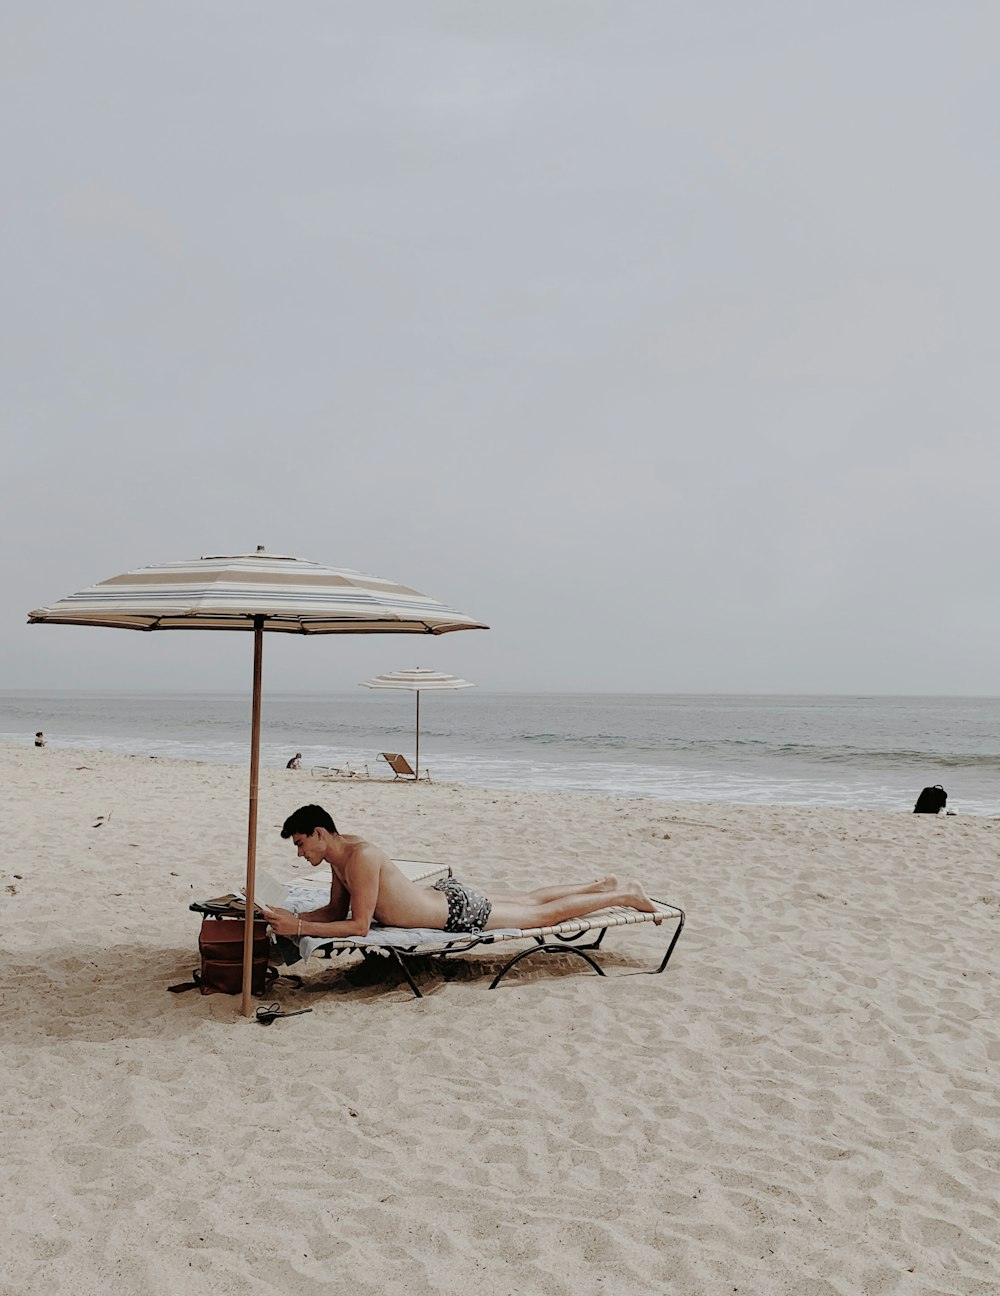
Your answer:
[257,905,299,937]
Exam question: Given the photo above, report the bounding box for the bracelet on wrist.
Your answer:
[296,916,302,938]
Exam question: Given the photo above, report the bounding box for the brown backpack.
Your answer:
[169,917,276,996]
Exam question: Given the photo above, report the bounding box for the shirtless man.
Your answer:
[259,804,658,939]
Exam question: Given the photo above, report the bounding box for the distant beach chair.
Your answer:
[377,752,429,781]
[310,762,370,780]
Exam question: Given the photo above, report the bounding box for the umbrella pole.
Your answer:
[415,691,420,781]
[241,616,265,1016]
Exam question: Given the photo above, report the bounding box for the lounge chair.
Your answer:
[303,900,684,996]
[310,762,370,780]
[377,752,429,781]
[293,863,683,995]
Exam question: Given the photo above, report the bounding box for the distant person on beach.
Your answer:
[286,753,302,770]
[259,804,660,940]
[34,732,45,748]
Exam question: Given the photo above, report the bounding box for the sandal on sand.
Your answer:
[255,1003,313,1026]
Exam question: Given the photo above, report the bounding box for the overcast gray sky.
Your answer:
[4,2,999,694]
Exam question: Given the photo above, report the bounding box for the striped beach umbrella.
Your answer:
[29,548,487,1014]
[361,667,474,780]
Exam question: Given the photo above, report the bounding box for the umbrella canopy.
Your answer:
[29,549,487,1014]
[27,551,485,634]
[360,668,474,781]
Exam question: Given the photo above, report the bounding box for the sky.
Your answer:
[3,1,999,695]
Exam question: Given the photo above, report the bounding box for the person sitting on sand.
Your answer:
[34,732,45,748]
[286,753,302,770]
[259,803,659,940]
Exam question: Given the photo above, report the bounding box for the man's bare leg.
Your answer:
[484,880,657,931]
[506,875,621,905]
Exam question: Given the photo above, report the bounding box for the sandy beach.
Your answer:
[1,742,998,1295]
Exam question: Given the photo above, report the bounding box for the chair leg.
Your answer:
[389,949,423,998]
[652,908,685,974]
[488,943,606,989]
[493,909,685,987]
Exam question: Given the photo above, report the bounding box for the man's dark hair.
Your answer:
[281,805,337,838]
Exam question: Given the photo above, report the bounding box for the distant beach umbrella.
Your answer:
[361,668,474,782]
[29,548,487,1014]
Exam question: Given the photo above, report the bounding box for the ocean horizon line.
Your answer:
[3,686,1000,701]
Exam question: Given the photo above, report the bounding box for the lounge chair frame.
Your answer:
[316,901,685,997]
[310,762,370,780]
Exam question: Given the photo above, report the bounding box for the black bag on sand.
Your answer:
[914,785,947,814]
[168,917,277,996]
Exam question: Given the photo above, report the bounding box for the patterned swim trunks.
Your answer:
[432,876,493,934]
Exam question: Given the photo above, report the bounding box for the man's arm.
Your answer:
[262,852,380,938]
[297,871,350,922]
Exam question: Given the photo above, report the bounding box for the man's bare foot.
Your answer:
[595,874,620,892]
[627,880,662,922]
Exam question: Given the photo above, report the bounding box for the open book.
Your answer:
[230,871,290,912]
[193,870,291,912]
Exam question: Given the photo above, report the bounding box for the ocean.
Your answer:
[2,690,999,815]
